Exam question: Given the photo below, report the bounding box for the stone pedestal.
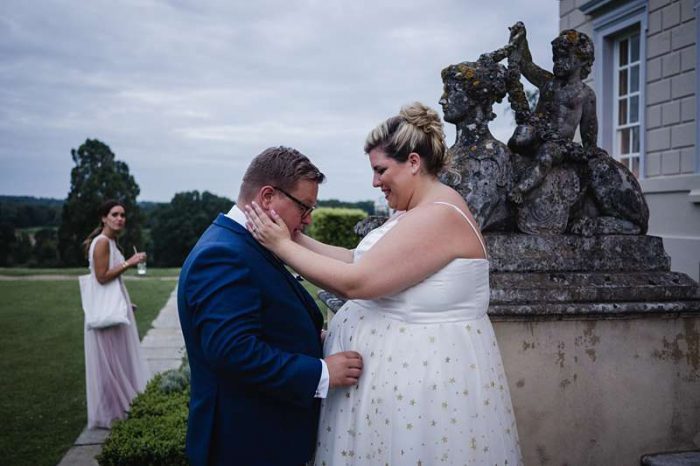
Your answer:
[484,234,700,465]
[486,234,699,318]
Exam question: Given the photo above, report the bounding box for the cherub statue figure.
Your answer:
[438,49,516,231]
[506,22,648,235]
[507,22,597,204]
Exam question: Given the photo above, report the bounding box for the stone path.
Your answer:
[57,286,184,466]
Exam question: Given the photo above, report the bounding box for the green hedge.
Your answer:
[97,368,190,466]
[308,207,367,249]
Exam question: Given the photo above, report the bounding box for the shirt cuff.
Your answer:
[314,359,330,398]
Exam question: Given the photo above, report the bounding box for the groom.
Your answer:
[178,146,363,466]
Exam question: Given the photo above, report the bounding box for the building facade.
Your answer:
[561,0,700,281]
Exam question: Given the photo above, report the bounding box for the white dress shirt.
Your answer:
[225,205,329,398]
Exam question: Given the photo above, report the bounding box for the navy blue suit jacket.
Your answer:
[178,214,324,466]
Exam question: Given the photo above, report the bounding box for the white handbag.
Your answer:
[79,273,131,329]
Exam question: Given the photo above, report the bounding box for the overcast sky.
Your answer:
[1,0,559,203]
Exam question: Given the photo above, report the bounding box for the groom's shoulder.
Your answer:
[181,217,247,265]
[193,220,248,256]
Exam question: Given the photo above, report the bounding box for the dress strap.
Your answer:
[432,201,488,258]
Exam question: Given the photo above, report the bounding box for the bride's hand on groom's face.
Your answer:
[244,202,291,249]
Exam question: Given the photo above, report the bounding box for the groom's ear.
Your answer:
[258,185,276,209]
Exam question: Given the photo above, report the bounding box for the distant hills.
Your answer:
[0,195,167,207]
[0,195,65,206]
[0,194,376,267]
[0,195,375,215]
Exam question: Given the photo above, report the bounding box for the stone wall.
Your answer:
[645,0,696,177]
[560,0,594,33]
[493,312,700,465]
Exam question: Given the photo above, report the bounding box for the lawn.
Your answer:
[0,266,329,466]
[0,273,176,466]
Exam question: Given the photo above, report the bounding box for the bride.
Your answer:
[246,102,522,465]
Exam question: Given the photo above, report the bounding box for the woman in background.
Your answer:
[82,199,149,428]
[247,102,522,465]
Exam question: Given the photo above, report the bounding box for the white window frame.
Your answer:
[588,0,647,178]
[612,30,642,177]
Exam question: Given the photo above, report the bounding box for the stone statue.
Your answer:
[438,49,516,232]
[504,23,595,234]
[355,23,647,237]
[569,147,649,235]
[507,24,598,199]
[506,22,648,235]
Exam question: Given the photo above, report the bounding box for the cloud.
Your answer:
[0,0,559,201]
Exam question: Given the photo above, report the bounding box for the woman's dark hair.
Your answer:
[82,199,125,258]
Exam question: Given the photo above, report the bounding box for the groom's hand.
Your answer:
[325,351,363,388]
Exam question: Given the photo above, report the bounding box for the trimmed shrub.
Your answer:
[97,368,189,466]
[308,208,367,249]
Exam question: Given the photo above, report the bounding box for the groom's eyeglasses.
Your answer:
[273,186,316,217]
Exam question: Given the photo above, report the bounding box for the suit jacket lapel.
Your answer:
[213,214,324,332]
[279,271,324,332]
[257,248,324,334]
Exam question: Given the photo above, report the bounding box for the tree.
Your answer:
[150,191,232,267]
[10,232,32,265]
[0,223,15,266]
[0,197,61,228]
[307,208,367,248]
[33,228,60,267]
[58,139,144,266]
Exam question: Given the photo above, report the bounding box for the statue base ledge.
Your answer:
[489,299,700,321]
[319,291,700,321]
[485,234,670,272]
[490,271,697,303]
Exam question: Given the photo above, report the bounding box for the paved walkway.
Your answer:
[57,286,184,466]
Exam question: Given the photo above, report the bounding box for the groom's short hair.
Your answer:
[239,146,325,201]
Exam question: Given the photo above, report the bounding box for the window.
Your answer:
[613,31,641,177]
[584,0,646,179]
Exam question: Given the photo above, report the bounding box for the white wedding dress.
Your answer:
[315,202,522,466]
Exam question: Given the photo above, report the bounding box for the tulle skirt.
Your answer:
[84,300,149,429]
[315,301,522,465]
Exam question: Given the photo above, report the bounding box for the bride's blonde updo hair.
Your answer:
[364,102,449,176]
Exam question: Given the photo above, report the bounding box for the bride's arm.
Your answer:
[294,233,354,263]
[247,203,474,300]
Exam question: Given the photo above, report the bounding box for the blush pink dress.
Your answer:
[84,234,149,428]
